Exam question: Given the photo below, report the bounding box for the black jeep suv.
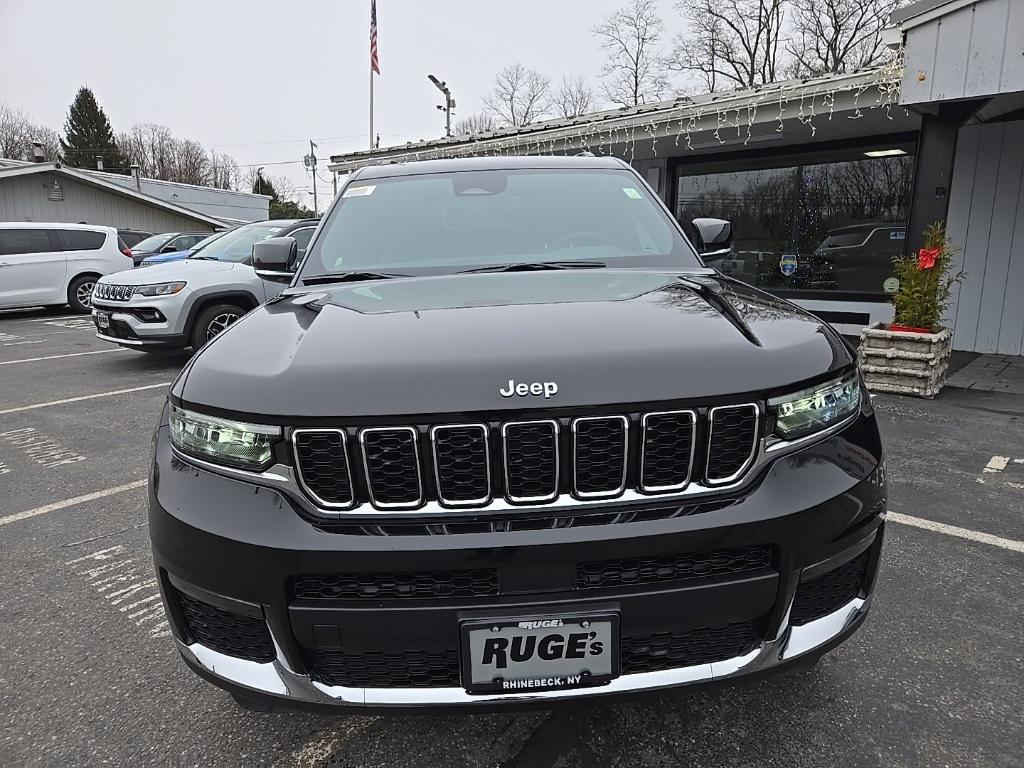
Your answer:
[150,156,886,712]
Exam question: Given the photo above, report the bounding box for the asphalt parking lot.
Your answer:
[1,307,1022,768]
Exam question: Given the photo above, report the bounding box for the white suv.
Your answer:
[91,219,316,353]
[0,223,135,313]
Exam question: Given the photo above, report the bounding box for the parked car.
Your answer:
[803,223,907,294]
[148,157,886,713]
[91,219,317,352]
[139,230,230,267]
[128,231,212,267]
[117,228,154,249]
[0,222,134,313]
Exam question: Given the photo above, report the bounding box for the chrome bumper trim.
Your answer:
[95,332,144,346]
[176,595,869,708]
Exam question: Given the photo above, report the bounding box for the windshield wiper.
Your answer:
[302,271,410,285]
[463,260,606,274]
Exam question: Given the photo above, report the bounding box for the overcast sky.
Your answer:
[0,0,682,210]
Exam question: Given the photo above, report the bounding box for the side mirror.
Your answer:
[160,244,178,253]
[253,237,297,283]
[692,217,733,258]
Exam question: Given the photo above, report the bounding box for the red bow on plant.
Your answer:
[917,247,940,270]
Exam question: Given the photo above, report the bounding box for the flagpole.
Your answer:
[369,0,375,150]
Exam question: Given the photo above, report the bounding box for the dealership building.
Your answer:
[330,0,1024,355]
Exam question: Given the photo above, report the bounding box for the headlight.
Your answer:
[768,372,861,440]
[169,405,279,470]
[134,281,186,296]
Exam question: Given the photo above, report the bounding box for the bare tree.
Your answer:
[667,0,788,91]
[482,63,552,127]
[454,113,499,136]
[787,0,898,76]
[171,137,208,186]
[208,149,240,190]
[0,104,60,161]
[592,0,669,107]
[118,123,176,179]
[553,75,597,117]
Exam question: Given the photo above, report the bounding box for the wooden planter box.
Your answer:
[857,323,953,398]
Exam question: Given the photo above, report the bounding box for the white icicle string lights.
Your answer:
[344,62,906,171]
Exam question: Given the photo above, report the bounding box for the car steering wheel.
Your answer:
[547,230,616,251]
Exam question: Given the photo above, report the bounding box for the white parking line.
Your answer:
[0,480,147,527]
[0,349,124,366]
[888,512,1024,554]
[0,382,171,415]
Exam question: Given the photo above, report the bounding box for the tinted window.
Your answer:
[0,229,52,256]
[57,229,106,251]
[290,227,315,258]
[302,169,700,279]
[118,231,151,248]
[676,153,913,296]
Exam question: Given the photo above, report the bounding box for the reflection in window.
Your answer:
[677,154,913,297]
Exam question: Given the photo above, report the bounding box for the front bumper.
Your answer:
[150,410,886,711]
[92,300,188,350]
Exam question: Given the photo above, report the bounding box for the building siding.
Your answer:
[945,119,1024,354]
[901,0,1024,104]
[0,173,216,233]
[93,171,270,222]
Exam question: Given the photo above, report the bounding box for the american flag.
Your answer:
[370,0,380,75]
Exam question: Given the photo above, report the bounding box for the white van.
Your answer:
[0,223,135,313]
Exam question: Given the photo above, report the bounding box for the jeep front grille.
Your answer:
[706,404,760,483]
[503,420,559,502]
[360,427,423,508]
[291,403,761,513]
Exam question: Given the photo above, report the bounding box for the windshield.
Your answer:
[188,232,226,253]
[300,169,701,281]
[194,223,289,263]
[132,233,175,252]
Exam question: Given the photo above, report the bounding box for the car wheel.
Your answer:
[189,303,245,350]
[67,275,98,314]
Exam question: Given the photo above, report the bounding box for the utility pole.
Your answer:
[303,141,319,216]
[428,74,456,138]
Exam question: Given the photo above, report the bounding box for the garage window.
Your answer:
[56,229,107,251]
[0,229,52,256]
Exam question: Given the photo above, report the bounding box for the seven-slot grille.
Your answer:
[93,283,135,301]
[291,404,761,512]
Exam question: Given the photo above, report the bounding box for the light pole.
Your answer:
[428,74,455,138]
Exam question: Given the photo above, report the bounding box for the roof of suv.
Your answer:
[0,221,116,233]
[353,155,630,181]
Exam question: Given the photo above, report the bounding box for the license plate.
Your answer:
[461,613,618,694]
[95,312,110,330]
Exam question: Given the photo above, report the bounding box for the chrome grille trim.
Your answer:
[639,410,696,493]
[705,403,760,485]
[292,428,356,510]
[359,427,424,510]
[572,416,628,500]
[502,419,559,504]
[430,424,492,508]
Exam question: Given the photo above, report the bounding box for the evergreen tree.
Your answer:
[252,172,278,199]
[60,87,126,172]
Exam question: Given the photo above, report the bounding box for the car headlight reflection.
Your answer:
[768,372,861,440]
[169,405,279,470]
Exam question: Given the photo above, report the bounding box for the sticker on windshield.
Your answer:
[622,187,642,199]
[343,185,376,198]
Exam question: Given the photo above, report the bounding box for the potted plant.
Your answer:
[858,222,964,398]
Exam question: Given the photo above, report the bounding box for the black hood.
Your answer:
[176,270,853,419]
